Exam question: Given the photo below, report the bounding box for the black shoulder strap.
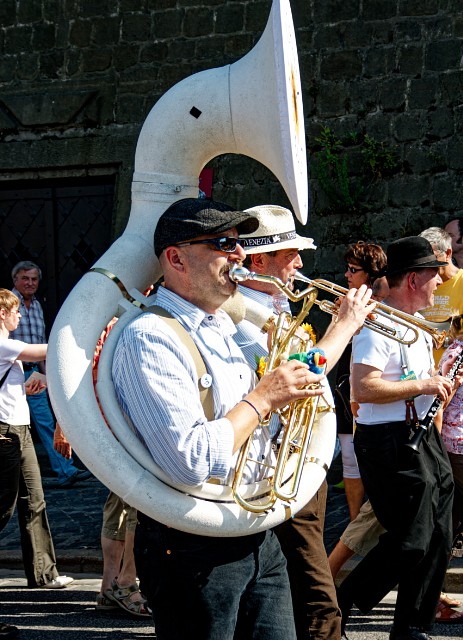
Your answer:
[0,366,12,389]
[145,305,214,421]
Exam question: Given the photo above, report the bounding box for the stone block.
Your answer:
[313,24,342,50]
[92,17,121,46]
[0,56,16,82]
[317,82,349,118]
[408,77,438,109]
[39,50,65,79]
[399,0,439,16]
[425,40,462,71]
[167,38,196,63]
[17,0,41,23]
[184,8,214,38]
[379,79,407,111]
[427,108,454,140]
[224,34,254,59]
[440,71,463,105]
[140,41,169,64]
[405,141,447,174]
[0,0,15,28]
[395,20,421,42]
[32,23,57,52]
[363,0,396,21]
[80,0,113,18]
[320,51,362,81]
[121,13,152,43]
[69,20,92,48]
[396,43,423,76]
[388,175,429,207]
[433,174,463,211]
[343,21,374,48]
[152,9,184,39]
[147,0,177,8]
[349,81,378,117]
[313,0,360,23]
[113,44,140,71]
[448,138,463,170]
[394,112,425,142]
[4,26,32,54]
[216,4,244,34]
[365,113,393,141]
[81,48,112,73]
[17,53,39,81]
[363,46,395,79]
[245,0,271,33]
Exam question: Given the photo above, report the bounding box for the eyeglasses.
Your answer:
[346,265,364,274]
[175,237,240,253]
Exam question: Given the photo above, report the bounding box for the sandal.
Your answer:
[440,592,462,608]
[95,593,118,611]
[104,579,151,618]
[435,601,463,624]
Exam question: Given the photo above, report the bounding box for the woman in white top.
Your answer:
[0,288,73,591]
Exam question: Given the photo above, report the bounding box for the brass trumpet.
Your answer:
[229,264,447,348]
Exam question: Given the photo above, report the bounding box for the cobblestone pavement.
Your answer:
[0,444,350,560]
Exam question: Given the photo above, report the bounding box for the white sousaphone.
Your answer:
[47,0,337,537]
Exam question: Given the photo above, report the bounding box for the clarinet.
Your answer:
[406,348,463,452]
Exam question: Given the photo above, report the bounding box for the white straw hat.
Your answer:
[239,205,316,254]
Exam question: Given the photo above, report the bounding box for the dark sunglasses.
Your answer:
[346,265,364,274]
[175,237,240,252]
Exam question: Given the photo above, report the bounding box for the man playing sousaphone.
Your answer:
[111,197,375,640]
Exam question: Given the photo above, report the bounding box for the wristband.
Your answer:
[240,398,263,423]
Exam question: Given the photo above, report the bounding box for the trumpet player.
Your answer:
[235,205,377,640]
[337,236,455,640]
[112,197,337,640]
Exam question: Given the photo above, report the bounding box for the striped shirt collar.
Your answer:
[153,286,237,338]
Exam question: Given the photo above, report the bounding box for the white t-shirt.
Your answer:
[0,337,30,425]
[352,316,434,424]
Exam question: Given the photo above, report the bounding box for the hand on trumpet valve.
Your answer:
[336,284,377,330]
[251,360,325,415]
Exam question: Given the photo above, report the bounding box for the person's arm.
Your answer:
[317,285,376,373]
[225,359,325,452]
[351,362,453,405]
[17,344,47,361]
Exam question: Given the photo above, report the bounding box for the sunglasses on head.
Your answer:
[346,265,364,274]
[175,237,240,252]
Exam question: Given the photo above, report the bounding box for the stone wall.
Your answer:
[0,0,462,278]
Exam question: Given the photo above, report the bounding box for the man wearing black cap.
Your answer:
[337,236,455,640]
[112,197,345,640]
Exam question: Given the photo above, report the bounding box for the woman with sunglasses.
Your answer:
[334,241,387,521]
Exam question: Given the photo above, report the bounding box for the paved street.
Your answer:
[0,445,462,638]
[1,570,462,639]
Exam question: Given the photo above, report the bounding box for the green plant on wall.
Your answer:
[311,127,398,214]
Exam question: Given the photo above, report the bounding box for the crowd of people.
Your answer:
[1,199,463,640]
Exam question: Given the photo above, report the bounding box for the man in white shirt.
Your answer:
[337,236,455,640]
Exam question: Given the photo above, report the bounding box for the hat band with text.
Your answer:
[240,230,297,248]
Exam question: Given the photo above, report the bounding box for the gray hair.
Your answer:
[11,261,42,281]
[419,227,451,254]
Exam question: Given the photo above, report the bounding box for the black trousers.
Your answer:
[337,420,454,631]
[0,422,59,587]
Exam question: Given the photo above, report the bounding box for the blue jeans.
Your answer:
[0,422,59,586]
[25,367,79,482]
[135,514,297,640]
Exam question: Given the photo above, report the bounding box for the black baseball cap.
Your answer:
[386,236,448,275]
[154,198,259,257]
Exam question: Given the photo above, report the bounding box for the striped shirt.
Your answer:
[10,288,46,345]
[112,286,274,486]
